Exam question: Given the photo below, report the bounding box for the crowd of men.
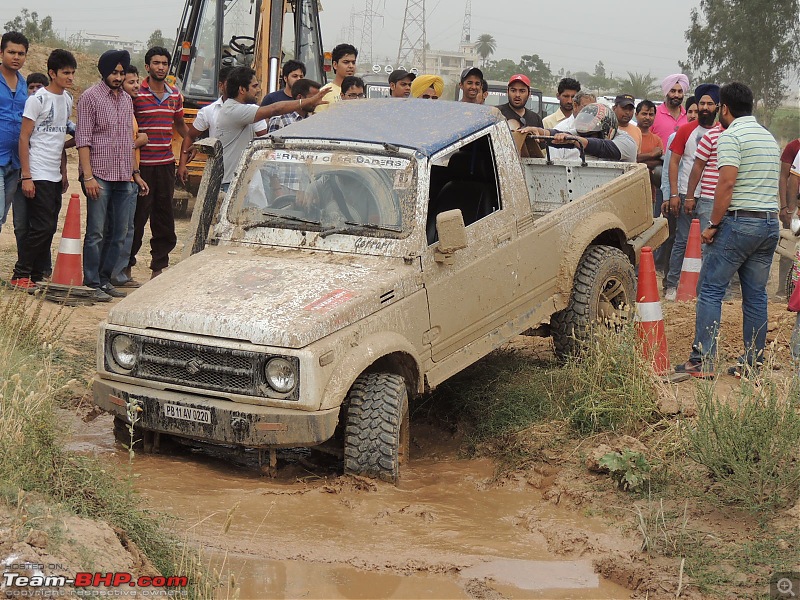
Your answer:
[2,34,799,378]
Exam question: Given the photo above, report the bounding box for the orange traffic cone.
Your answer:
[676,218,702,301]
[44,193,95,305]
[636,247,670,375]
[51,193,83,285]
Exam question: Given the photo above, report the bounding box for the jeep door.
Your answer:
[421,132,520,363]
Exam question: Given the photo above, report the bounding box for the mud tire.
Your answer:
[551,244,636,358]
[343,373,410,484]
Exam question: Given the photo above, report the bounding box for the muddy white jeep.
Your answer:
[93,99,667,482]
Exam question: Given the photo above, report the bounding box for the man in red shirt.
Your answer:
[652,73,690,148]
[130,46,189,279]
[662,83,719,300]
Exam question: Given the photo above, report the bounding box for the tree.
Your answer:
[587,61,616,93]
[616,72,658,98]
[3,9,59,45]
[680,0,800,126]
[475,33,497,66]
[146,29,175,52]
[482,54,553,89]
[519,54,554,90]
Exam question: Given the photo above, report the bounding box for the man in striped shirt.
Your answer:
[130,46,189,279]
[685,122,724,257]
[676,82,781,379]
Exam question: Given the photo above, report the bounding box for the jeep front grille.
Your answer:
[139,340,255,392]
[104,333,299,400]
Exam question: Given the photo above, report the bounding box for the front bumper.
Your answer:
[93,378,340,448]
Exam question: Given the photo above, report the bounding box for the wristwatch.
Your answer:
[707,221,720,229]
[132,169,141,176]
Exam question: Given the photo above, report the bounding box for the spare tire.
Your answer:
[551,244,636,358]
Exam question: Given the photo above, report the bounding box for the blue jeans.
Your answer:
[665,194,695,289]
[83,178,136,289]
[690,213,779,366]
[110,184,139,282]
[0,164,19,232]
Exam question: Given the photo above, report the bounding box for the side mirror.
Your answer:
[434,209,467,264]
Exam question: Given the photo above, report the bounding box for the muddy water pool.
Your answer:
[68,413,634,599]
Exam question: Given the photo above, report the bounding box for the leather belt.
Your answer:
[726,210,776,219]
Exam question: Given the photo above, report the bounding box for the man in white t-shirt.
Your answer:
[216,67,328,191]
[10,49,77,289]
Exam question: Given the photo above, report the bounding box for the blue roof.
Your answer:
[272,98,502,157]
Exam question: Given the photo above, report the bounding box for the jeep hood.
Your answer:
[107,246,420,348]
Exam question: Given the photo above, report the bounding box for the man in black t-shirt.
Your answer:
[498,74,543,130]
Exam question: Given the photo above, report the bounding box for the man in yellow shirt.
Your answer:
[315,44,357,112]
[543,77,581,129]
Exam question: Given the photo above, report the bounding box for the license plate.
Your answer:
[163,404,212,424]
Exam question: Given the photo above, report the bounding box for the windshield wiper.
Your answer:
[242,211,320,230]
[318,220,402,238]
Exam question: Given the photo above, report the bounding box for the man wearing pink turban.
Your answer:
[652,73,690,147]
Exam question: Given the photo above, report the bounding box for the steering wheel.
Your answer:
[229,36,256,55]
[271,194,296,209]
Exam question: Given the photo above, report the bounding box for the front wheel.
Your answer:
[343,373,410,483]
[551,244,636,358]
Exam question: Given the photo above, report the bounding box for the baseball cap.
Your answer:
[508,73,531,87]
[614,94,635,107]
[460,67,484,83]
[388,69,416,84]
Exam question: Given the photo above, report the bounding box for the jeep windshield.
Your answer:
[228,148,415,238]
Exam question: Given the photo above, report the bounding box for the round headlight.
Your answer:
[111,335,137,370]
[264,358,296,393]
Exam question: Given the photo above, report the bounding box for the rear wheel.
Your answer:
[343,373,410,483]
[551,245,636,358]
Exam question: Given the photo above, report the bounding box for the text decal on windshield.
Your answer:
[267,150,409,170]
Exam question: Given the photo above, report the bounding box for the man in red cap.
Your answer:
[498,74,543,130]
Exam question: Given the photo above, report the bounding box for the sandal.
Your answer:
[675,359,715,379]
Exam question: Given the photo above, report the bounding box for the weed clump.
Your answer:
[0,288,213,597]
[686,377,800,512]
[563,324,662,435]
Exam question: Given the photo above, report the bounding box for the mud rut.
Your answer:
[5,155,796,598]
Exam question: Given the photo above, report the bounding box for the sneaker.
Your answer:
[664,288,677,302]
[92,288,113,302]
[100,284,126,298]
[9,277,37,290]
[675,358,715,379]
[110,277,141,288]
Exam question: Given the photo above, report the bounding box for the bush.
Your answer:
[686,378,800,512]
[563,325,662,435]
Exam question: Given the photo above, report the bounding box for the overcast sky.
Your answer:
[4,0,702,78]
